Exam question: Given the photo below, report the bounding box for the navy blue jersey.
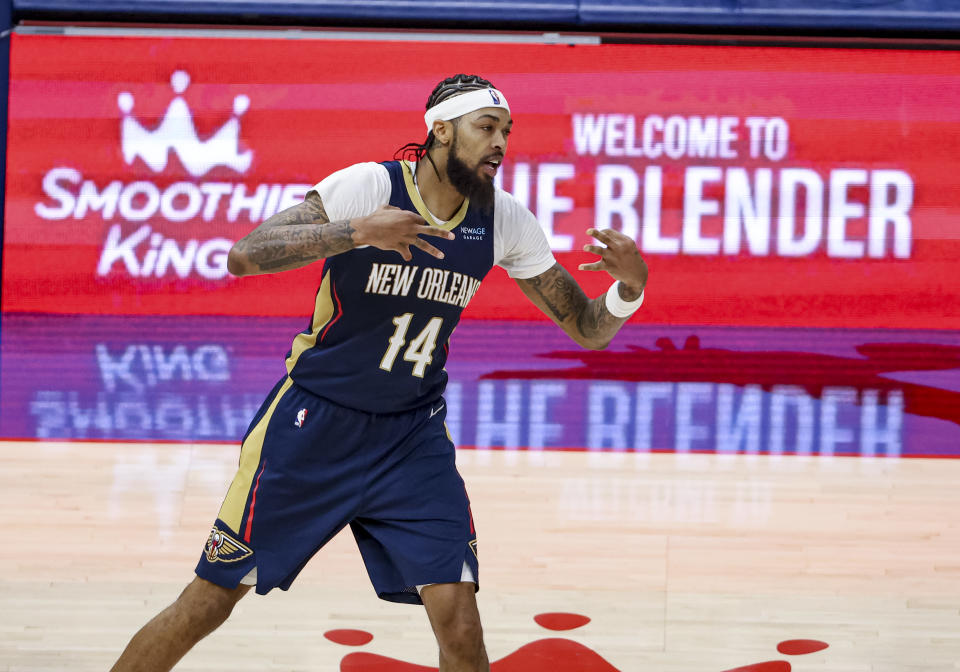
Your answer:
[284,160,495,413]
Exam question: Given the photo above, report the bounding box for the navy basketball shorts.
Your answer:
[195,376,478,605]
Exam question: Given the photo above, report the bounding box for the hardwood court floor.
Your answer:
[2,440,959,672]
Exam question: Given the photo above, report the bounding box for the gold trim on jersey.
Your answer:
[285,270,335,374]
[402,160,467,231]
[219,376,294,532]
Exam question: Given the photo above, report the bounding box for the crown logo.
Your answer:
[117,71,253,177]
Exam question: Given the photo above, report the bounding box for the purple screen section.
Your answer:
[2,314,959,458]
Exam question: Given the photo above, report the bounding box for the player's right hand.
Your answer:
[352,205,455,262]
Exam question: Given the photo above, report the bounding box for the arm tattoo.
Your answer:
[251,219,356,272]
[233,193,356,273]
[576,293,629,343]
[265,191,329,228]
[522,265,582,322]
[521,264,630,348]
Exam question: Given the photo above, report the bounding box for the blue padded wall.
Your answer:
[578,0,960,31]
[11,0,579,24]
[12,0,960,30]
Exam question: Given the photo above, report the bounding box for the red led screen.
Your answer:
[5,34,957,327]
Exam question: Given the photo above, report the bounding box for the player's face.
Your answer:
[456,108,512,178]
[445,108,512,210]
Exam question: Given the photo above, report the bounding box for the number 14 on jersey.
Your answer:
[379,314,443,378]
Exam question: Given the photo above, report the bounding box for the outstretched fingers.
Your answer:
[417,224,456,241]
[411,236,444,260]
[579,228,636,271]
[586,227,616,244]
[400,225,454,260]
[359,205,456,261]
[578,227,649,292]
[580,230,612,271]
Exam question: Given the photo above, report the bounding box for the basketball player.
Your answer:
[110,74,648,672]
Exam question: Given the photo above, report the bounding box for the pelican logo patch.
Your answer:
[469,539,478,559]
[205,526,253,563]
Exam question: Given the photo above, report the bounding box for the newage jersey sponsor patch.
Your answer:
[459,226,486,241]
[364,264,482,309]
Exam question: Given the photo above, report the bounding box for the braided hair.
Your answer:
[395,74,498,179]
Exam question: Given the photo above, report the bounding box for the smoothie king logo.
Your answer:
[118,71,252,177]
[34,71,310,280]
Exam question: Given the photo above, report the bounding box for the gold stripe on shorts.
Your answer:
[219,376,295,532]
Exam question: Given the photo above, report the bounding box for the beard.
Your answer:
[445,135,496,213]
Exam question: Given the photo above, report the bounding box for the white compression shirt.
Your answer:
[309,161,557,280]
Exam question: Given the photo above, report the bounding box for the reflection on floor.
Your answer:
[4,315,959,670]
[2,314,959,456]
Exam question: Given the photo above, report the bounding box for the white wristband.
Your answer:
[605,281,644,318]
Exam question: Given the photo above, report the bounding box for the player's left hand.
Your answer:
[578,228,648,299]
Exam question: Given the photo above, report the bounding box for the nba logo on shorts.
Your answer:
[489,90,500,105]
[294,408,308,428]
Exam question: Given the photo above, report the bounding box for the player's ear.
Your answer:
[432,120,453,146]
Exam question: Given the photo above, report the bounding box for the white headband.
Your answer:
[424,88,510,131]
